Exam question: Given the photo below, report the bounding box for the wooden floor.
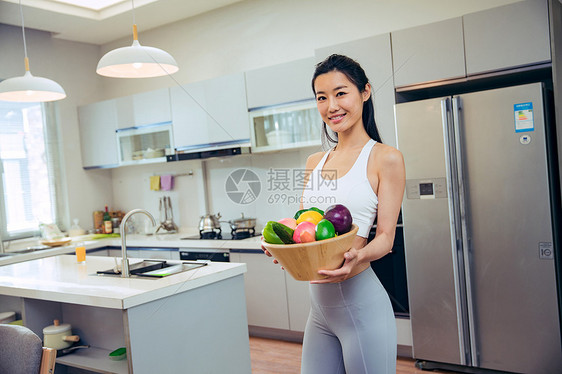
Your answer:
[249,336,449,374]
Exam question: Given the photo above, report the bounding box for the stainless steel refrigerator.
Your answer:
[395,82,562,373]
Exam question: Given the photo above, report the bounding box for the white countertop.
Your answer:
[0,231,263,266]
[0,255,246,309]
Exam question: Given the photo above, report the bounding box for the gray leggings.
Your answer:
[301,267,397,374]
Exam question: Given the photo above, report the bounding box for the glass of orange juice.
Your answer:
[75,244,86,263]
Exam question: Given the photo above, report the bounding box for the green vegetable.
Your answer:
[293,209,308,220]
[263,221,284,244]
[308,207,325,216]
[315,219,336,241]
[91,233,120,240]
[271,222,295,244]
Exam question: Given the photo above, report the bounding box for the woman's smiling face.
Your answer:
[314,70,370,134]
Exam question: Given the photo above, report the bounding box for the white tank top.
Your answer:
[302,139,378,238]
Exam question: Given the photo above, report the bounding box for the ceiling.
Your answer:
[0,0,245,45]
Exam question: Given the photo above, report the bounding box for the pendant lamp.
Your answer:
[96,0,179,78]
[0,0,66,102]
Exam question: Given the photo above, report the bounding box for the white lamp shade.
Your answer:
[0,71,66,102]
[97,40,179,78]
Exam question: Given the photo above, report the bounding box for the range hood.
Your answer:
[167,139,251,162]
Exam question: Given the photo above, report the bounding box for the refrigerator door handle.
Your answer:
[452,96,479,367]
[441,97,471,366]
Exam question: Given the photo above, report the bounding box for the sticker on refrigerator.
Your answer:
[514,102,534,133]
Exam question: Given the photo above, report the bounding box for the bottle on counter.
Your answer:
[103,205,112,234]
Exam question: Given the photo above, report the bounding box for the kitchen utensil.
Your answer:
[57,345,90,357]
[225,213,256,231]
[262,224,358,281]
[155,196,178,234]
[109,347,127,361]
[43,319,80,350]
[199,212,221,231]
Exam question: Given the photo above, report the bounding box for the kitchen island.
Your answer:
[0,255,251,374]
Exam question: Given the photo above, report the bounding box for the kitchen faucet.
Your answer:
[120,209,156,278]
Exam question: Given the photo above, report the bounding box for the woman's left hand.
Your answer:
[311,247,360,284]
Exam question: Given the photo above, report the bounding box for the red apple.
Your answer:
[277,217,297,230]
[300,230,316,243]
[293,221,316,243]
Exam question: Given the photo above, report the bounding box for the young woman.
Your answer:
[264,54,405,373]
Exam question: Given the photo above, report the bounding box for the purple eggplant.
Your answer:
[323,204,352,234]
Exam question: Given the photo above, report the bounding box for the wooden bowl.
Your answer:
[262,224,359,281]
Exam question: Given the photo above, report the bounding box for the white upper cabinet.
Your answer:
[246,57,321,153]
[391,0,551,87]
[114,96,134,129]
[249,101,321,153]
[463,0,551,75]
[315,33,397,148]
[115,88,172,129]
[391,17,466,88]
[78,100,119,169]
[171,72,250,151]
[245,57,315,109]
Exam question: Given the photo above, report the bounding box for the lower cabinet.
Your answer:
[231,250,311,333]
[284,275,311,332]
[230,250,290,330]
[0,295,129,374]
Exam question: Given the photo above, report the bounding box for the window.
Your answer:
[0,101,66,240]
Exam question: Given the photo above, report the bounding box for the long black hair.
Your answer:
[312,54,383,144]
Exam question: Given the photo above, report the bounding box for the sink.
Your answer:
[97,260,168,276]
[96,260,207,279]
[140,262,207,277]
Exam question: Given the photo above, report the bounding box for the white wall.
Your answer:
[111,147,317,231]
